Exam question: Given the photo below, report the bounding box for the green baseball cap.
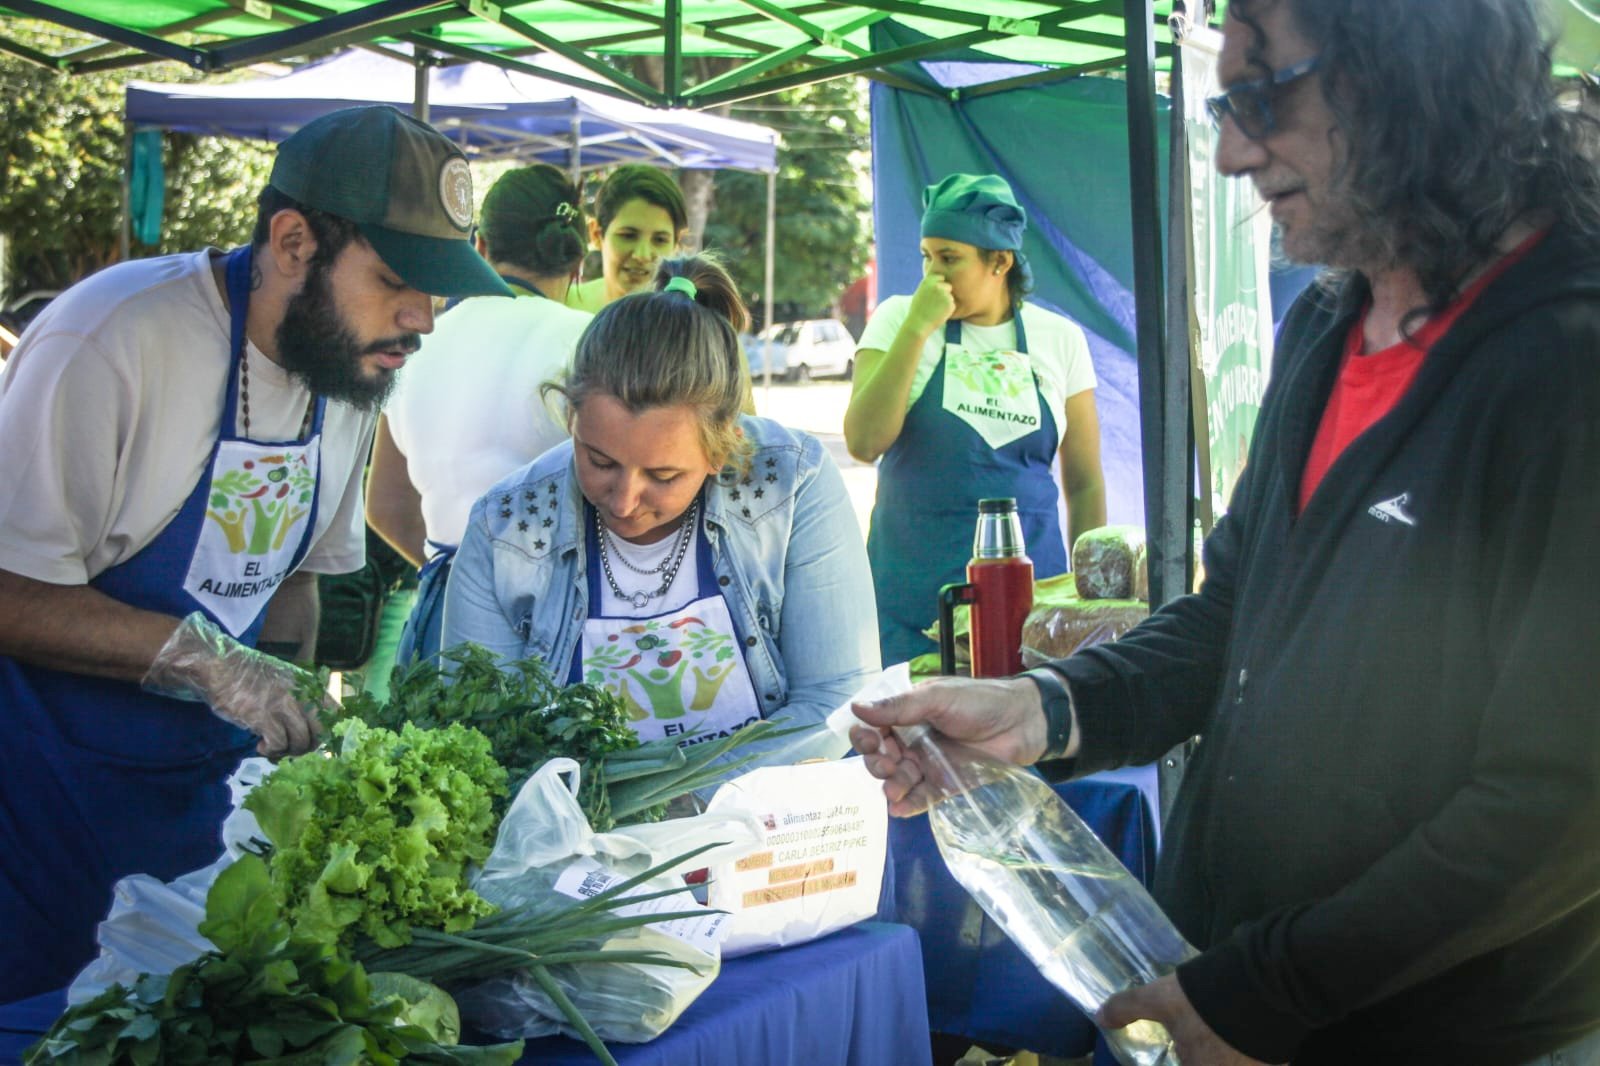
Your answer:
[270,105,512,299]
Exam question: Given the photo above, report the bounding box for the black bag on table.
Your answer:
[312,528,416,671]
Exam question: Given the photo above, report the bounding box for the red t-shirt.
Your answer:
[1297,232,1545,512]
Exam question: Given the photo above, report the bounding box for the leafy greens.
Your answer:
[23,855,523,1066]
[244,719,506,949]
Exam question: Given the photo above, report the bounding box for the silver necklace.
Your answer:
[596,500,697,609]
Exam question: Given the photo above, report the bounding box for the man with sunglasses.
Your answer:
[852,2,1600,1063]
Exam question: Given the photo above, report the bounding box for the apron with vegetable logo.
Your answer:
[569,509,761,747]
[867,311,1065,665]
[940,331,1043,450]
[0,246,326,1003]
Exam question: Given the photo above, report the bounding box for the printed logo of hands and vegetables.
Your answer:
[583,617,740,722]
[205,453,316,555]
[944,347,1033,402]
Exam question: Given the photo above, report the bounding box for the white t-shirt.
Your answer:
[857,295,1098,446]
[385,291,592,552]
[0,250,373,585]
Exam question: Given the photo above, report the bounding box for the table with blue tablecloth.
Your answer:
[887,765,1160,1063]
[0,922,932,1066]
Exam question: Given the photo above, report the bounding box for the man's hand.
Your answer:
[1099,974,1281,1066]
[849,676,1047,816]
[143,612,329,758]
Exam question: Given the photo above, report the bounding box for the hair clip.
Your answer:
[555,201,579,222]
[663,275,698,299]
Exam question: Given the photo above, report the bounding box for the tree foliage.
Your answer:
[702,71,872,328]
[0,26,870,326]
[0,21,274,300]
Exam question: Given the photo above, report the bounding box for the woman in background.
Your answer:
[844,173,1105,666]
[445,256,878,774]
[566,165,687,314]
[367,163,594,666]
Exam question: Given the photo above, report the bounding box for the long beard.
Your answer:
[273,262,418,411]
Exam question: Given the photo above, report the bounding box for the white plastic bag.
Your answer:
[457,758,762,1043]
[67,757,274,1004]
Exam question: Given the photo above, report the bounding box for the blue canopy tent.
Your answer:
[124,48,780,173]
[122,47,781,345]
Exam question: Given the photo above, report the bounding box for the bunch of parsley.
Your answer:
[327,646,636,825]
[326,645,802,831]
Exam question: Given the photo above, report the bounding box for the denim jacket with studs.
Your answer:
[442,414,881,773]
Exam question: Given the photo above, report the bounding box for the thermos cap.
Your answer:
[973,498,1027,559]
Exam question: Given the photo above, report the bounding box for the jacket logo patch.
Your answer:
[1368,492,1417,527]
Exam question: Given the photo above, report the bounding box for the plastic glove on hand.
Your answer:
[142,612,330,758]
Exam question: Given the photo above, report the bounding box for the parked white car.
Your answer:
[746,318,857,382]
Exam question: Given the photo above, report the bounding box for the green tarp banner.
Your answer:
[129,128,164,247]
[1180,25,1275,521]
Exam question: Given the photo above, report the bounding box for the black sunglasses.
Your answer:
[1205,54,1321,140]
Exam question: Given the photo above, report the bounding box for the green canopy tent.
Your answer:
[0,1,1179,106]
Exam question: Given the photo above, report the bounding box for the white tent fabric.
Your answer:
[126,50,778,173]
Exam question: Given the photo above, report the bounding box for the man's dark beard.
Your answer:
[273,260,420,411]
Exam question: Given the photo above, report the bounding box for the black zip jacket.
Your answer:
[1054,229,1600,1064]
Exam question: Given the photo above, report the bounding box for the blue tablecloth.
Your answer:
[0,922,931,1066]
[888,771,1158,1061]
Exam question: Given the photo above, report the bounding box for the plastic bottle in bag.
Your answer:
[901,722,1195,1066]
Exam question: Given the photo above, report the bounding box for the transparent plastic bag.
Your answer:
[67,757,274,1003]
[458,759,761,1043]
[1019,600,1149,667]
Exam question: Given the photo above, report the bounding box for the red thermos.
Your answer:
[939,498,1035,678]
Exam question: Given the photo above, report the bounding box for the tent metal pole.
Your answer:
[1124,0,1182,610]
[119,121,132,262]
[763,168,775,391]
[413,48,431,122]
[663,0,682,107]
[570,115,582,184]
[1158,36,1196,827]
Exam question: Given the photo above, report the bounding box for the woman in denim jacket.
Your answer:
[443,255,880,774]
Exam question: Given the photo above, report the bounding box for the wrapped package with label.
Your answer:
[704,758,889,958]
[1072,524,1149,601]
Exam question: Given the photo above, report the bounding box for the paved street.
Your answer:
[751,378,877,536]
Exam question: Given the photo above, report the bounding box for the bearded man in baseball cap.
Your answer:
[0,105,509,1002]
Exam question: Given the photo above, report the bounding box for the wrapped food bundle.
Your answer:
[1020,593,1148,667]
[1072,525,1149,601]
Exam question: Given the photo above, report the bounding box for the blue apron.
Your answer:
[396,538,455,667]
[0,247,327,1002]
[567,503,763,746]
[866,312,1065,666]
[399,274,549,667]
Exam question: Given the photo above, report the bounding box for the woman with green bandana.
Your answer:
[845,173,1106,666]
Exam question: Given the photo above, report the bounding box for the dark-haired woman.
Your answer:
[845,173,1105,666]
[566,164,687,314]
[368,163,595,665]
[444,257,878,773]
